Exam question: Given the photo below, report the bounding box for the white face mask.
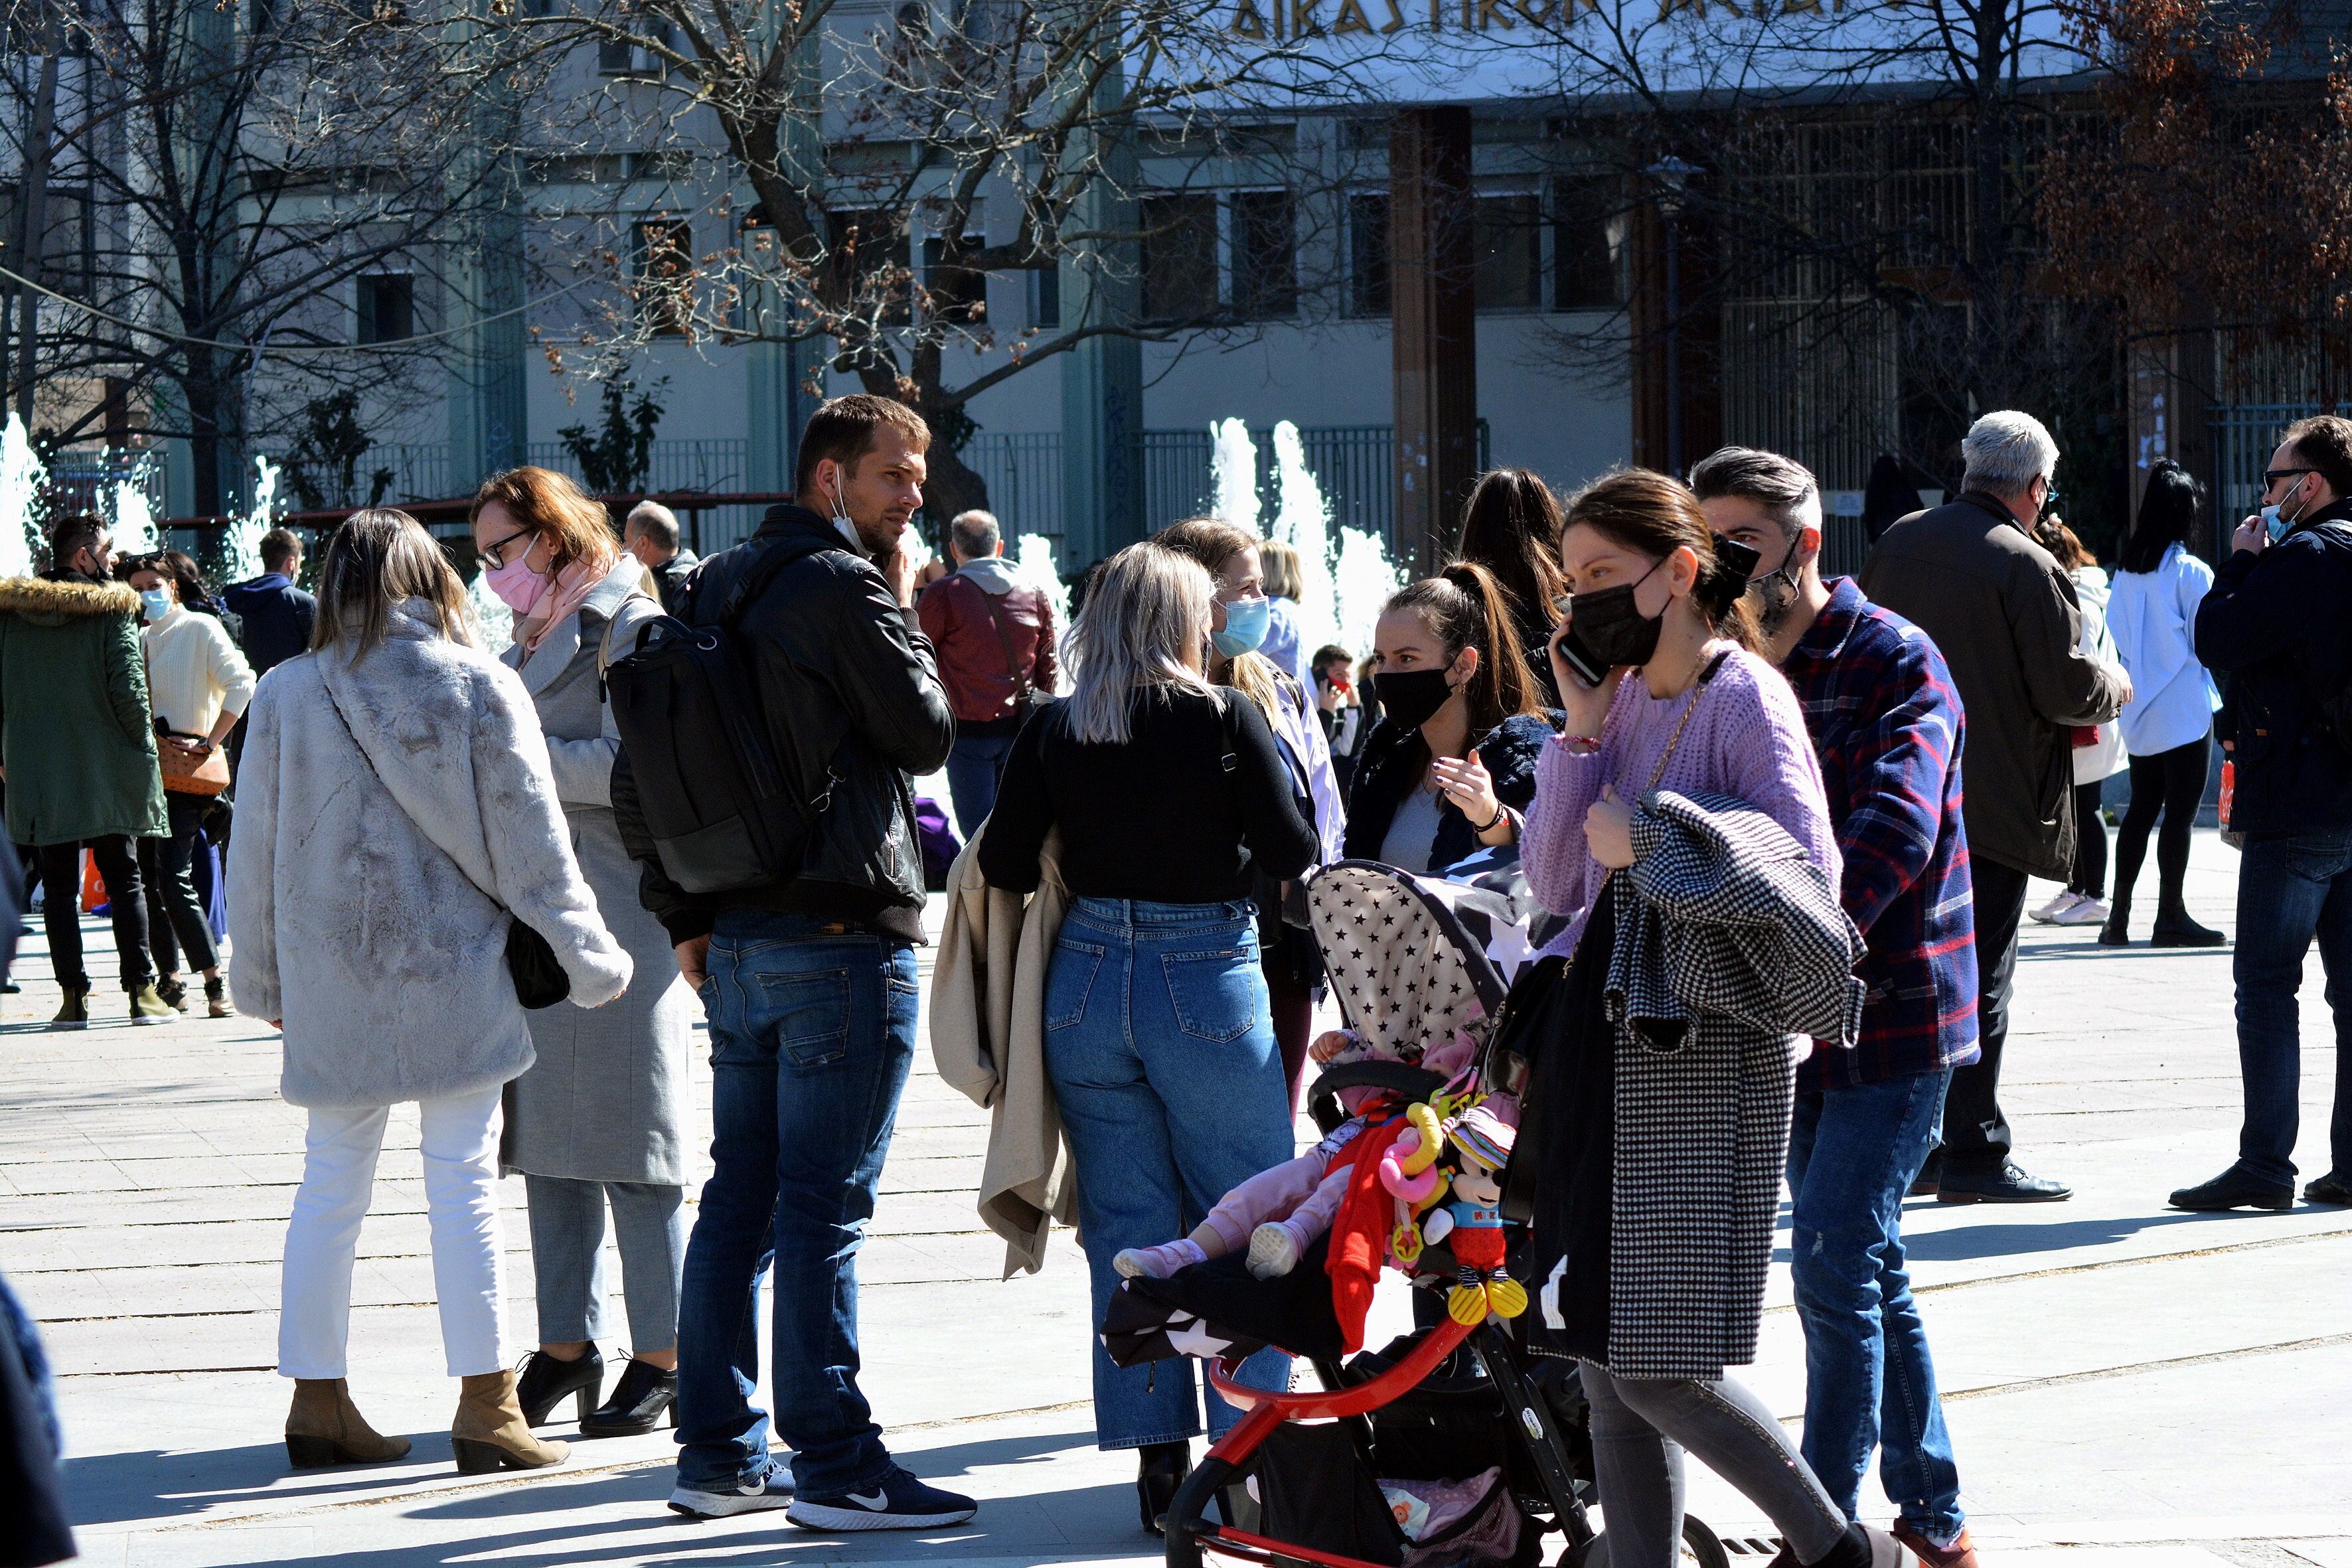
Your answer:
[828,473,866,556]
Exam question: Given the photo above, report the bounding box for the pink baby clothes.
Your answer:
[1198,1121,1366,1255]
[1521,645,1839,963]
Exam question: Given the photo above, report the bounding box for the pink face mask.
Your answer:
[485,554,552,615]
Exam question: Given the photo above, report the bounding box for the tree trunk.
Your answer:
[13,14,64,426]
[919,436,991,544]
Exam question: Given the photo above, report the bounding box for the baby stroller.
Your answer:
[1101,860,1730,1568]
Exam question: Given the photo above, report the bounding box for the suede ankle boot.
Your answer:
[285,1377,411,1468]
[453,1370,570,1474]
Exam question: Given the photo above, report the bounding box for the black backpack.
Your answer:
[602,537,840,895]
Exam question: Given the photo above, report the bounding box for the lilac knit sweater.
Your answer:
[1524,646,1840,961]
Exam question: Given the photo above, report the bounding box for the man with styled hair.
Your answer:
[1859,411,2130,1204]
[916,505,1057,833]
[613,393,969,1528]
[224,526,317,682]
[2177,413,2352,1212]
[1696,447,1979,1567]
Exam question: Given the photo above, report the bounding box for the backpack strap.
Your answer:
[973,579,1035,706]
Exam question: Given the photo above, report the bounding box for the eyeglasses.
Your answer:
[477,524,535,570]
[2263,467,2315,487]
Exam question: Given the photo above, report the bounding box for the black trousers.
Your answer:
[2067,779,2108,898]
[33,836,153,992]
[2113,736,2210,916]
[139,793,218,976]
[1944,856,2029,1175]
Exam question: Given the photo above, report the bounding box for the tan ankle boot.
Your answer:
[285,1377,412,1468]
[452,1370,569,1474]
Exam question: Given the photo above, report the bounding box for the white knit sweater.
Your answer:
[141,606,256,736]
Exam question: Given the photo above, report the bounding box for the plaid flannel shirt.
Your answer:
[1785,578,1980,1089]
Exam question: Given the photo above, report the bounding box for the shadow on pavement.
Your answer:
[1899,1206,2282,1261]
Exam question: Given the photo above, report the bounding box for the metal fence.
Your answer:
[2209,403,2337,560]
[960,432,1064,541]
[522,438,766,550]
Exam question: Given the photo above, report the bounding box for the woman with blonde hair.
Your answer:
[1255,536,1310,683]
[979,540,1317,1535]
[232,509,629,1474]
[1153,518,1344,1108]
[467,466,694,1437]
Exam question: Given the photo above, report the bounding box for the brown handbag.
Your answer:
[157,736,231,797]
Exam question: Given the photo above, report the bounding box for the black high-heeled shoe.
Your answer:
[1137,1439,1192,1535]
[514,1346,604,1427]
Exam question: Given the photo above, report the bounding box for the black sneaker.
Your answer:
[578,1356,676,1438]
[1934,1160,2071,1204]
[2169,1167,2294,1212]
[788,1467,978,1531]
[669,1463,794,1518]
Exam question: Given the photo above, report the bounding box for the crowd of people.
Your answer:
[2,394,2349,1567]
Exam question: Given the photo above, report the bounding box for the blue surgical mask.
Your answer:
[140,588,172,621]
[1212,594,1271,659]
[2264,475,2310,542]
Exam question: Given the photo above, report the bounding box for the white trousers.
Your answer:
[278,1086,508,1380]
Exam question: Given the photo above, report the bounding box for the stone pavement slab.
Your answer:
[5,828,2348,1565]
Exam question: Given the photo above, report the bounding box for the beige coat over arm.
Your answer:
[929,823,1075,1277]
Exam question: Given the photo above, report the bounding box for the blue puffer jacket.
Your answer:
[1342,710,1558,874]
[2195,501,2352,838]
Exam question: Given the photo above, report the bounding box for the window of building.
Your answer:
[1474,193,1541,312]
[1553,176,1624,311]
[921,234,986,326]
[1229,190,1296,321]
[633,217,695,337]
[1348,192,1390,318]
[828,209,911,325]
[1140,193,1217,323]
[356,274,414,343]
[1031,263,1059,329]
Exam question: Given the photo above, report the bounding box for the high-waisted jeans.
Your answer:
[1044,896,1296,1449]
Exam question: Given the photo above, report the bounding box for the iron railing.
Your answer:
[959,432,1064,542]
[2209,403,2337,562]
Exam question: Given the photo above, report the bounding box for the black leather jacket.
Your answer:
[613,505,955,943]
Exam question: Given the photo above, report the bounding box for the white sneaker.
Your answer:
[2029,892,2082,924]
[2051,896,2110,927]
[669,1469,794,1518]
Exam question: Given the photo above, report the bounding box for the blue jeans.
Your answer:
[943,732,1016,838]
[674,911,918,1497]
[1786,1069,1963,1542]
[2234,828,2352,1185]
[1044,896,1295,1449]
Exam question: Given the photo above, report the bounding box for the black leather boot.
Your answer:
[514,1346,604,1427]
[2150,908,2226,947]
[1137,1439,1191,1535]
[579,1356,678,1438]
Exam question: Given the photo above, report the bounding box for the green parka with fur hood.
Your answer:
[0,572,168,846]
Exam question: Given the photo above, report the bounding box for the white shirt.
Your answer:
[141,605,258,738]
[2104,543,2221,757]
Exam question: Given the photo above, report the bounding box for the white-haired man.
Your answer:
[1860,412,2130,1204]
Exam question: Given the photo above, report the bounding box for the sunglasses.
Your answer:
[2263,467,2315,487]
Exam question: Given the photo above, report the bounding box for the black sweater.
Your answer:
[979,686,1318,902]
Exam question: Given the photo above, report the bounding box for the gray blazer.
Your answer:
[500,558,692,1185]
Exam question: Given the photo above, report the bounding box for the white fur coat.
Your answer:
[230,600,631,1109]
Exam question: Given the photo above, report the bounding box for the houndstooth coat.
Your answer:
[1596,789,1864,1381]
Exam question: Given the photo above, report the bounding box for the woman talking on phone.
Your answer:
[1516,470,1918,1568]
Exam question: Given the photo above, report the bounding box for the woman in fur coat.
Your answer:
[229,509,631,1476]
[471,467,693,1439]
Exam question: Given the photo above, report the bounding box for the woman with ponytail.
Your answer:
[1512,471,1915,1568]
[1340,560,1555,875]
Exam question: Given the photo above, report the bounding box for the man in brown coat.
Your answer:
[1861,411,2130,1204]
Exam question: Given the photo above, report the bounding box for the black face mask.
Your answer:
[1374,667,1456,730]
[1564,557,1668,673]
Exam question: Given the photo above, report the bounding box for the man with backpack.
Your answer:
[610,394,967,1527]
[915,507,1056,834]
[2179,414,2352,1214]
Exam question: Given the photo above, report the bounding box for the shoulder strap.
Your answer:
[973,579,1033,701]
[1643,648,1733,795]
[595,588,659,679]
[705,536,814,631]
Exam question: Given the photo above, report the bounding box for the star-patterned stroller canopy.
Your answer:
[1307,858,1540,1065]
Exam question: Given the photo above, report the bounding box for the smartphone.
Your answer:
[1549,604,1612,689]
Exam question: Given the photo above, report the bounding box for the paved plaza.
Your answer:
[4,828,2349,1567]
